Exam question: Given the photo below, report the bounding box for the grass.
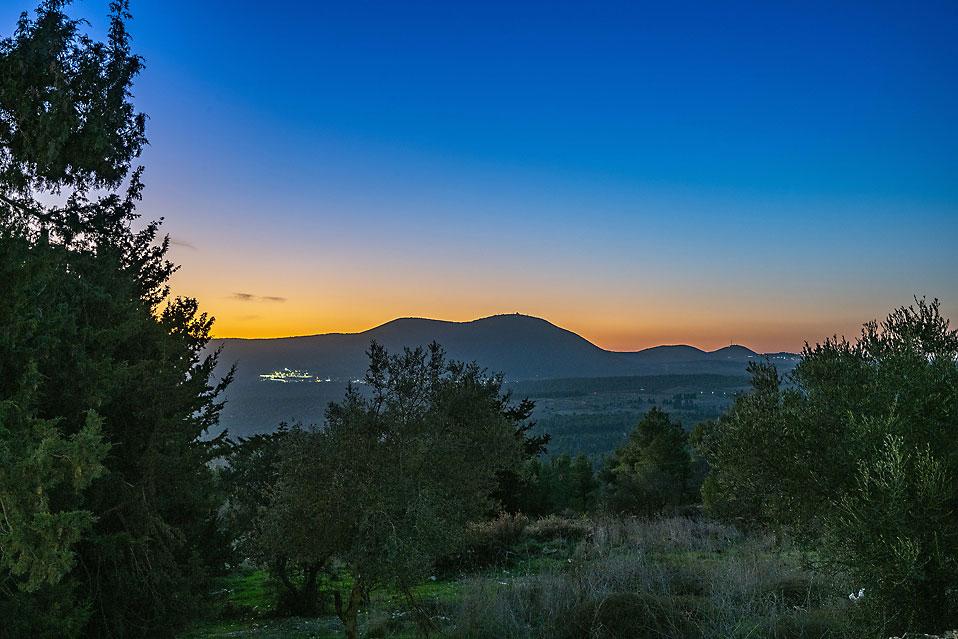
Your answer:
[180,516,857,639]
[452,518,854,638]
[217,569,274,612]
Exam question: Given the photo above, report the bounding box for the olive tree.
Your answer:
[697,298,958,632]
[255,342,523,638]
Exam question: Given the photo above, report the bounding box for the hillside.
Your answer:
[212,313,789,383]
[210,314,799,438]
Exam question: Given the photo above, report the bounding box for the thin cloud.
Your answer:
[169,236,197,250]
[231,292,287,303]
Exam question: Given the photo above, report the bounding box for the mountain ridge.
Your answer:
[212,313,792,384]
[217,313,760,356]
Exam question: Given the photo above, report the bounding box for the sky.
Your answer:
[5,0,956,351]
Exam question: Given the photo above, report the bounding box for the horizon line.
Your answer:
[211,312,799,355]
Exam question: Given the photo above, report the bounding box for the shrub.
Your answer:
[759,574,819,608]
[454,573,581,638]
[582,516,745,557]
[697,300,958,634]
[823,434,958,633]
[462,513,530,566]
[754,609,852,638]
[666,565,708,597]
[452,516,852,639]
[525,515,591,542]
[363,611,411,638]
[568,592,706,639]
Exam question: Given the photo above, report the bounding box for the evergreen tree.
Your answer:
[0,2,231,635]
[570,454,598,512]
[602,408,693,515]
[493,396,548,513]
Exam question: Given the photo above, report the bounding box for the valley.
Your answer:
[213,314,799,458]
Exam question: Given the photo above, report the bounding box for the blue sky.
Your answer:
[5,0,956,349]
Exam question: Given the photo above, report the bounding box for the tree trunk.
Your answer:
[275,559,322,616]
[302,563,319,612]
[400,583,436,638]
[335,580,364,639]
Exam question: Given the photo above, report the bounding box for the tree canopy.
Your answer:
[240,342,525,638]
[696,298,958,632]
[0,2,231,636]
[601,407,694,515]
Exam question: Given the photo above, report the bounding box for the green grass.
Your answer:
[218,568,274,612]
[180,516,854,639]
[180,563,467,638]
[181,617,346,639]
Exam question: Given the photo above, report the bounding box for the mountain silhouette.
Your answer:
[214,313,784,384]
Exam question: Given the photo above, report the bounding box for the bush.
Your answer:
[462,512,530,566]
[697,300,958,634]
[582,516,744,558]
[823,434,958,633]
[666,565,708,597]
[760,574,816,608]
[363,611,411,638]
[568,592,706,639]
[754,609,852,638]
[525,515,591,542]
[452,516,853,639]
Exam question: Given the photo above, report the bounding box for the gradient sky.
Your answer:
[8,0,956,351]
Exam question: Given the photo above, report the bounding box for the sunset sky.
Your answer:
[13,1,956,352]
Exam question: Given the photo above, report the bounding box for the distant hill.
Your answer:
[209,314,800,437]
[213,313,799,384]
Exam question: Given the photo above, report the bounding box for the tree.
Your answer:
[1,0,146,222]
[252,342,523,638]
[220,426,292,596]
[518,453,598,515]
[1,2,231,635]
[250,426,342,617]
[825,430,957,632]
[692,362,806,530]
[697,299,958,632]
[0,347,110,637]
[493,396,549,513]
[601,408,693,515]
[570,454,598,512]
[222,424,335,616]
[542,454,575,511]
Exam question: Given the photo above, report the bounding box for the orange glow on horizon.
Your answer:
[199,296,865,355]
[164,232,955,356]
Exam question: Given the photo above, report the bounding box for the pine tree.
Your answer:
[602,408,692,515]
[1,2,231,635]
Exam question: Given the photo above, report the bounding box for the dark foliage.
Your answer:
[0,2,231,636]
[239,342,524,638]
[697,298,958,633]
[600,408,695,515]
[512,453,599,516]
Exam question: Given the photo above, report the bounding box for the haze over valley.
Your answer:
[215,313,799,452]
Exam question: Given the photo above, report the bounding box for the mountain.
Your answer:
[213,313,787,384]
[209,314,799,438]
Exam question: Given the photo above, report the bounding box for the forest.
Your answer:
[1,3,956,639]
